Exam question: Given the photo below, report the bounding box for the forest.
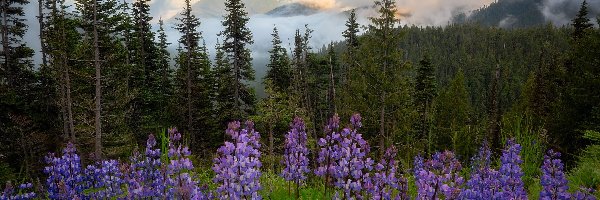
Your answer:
[1,0,600,199]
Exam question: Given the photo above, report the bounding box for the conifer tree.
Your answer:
[265,27,291,93]
[131,0,164,133]
[414,54,436,154]
[362,0,409,155]
[434,69,474,156]
[0,0,46,176]
[220,0,256,120]
[44,0,77,141]
[174,0,214,150]
[326,43,339,116]
[72,0,132,158]
[341,9,359,84]
[156,18,172,126]
[212,40,236,139]
[572,0,592,40]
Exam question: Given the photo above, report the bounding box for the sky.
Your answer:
[20,0,599,95]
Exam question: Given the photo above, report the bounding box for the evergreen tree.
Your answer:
[341,9,359,84]
[43,0,78,141]
[572,0,593,40]
[173,0,214,152]
[220,0,256,120]
[212,40,236,141]
[362,0,409,155]
[264,26,291,93]
[131,0,163,134]
[434,69,474,157]
[414,54,436,154]
[72,0,132,158]
[326,43,339,116]
[0,0,51,177]
[156,18,173,126]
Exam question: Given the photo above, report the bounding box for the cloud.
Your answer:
[291,0,336,9]
[541,0,600,26]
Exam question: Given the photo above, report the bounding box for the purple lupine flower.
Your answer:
[213,121,262,200]
[461,142,500,200]
[540,149,570,200]
[495,139,527,200]
[44,142,86,199]
[167,128,208,199]
[281,117,310,185]
[415,150,464,200]
[1,181,36,200]
[369,146,409,200]
[83,159,125,199]
[316,114,373,199]
[127,134,166,198]
[573,187,597,200]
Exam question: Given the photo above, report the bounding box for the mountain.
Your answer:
[265,3,320,17]
[454,0,546,28]
[453,0,600,28]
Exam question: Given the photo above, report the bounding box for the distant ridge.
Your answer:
[265,3,320,17]
[453,0,600,28]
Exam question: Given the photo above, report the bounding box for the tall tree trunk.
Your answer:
[2,0,9,75]
[93,0,102,158]
[233,42,240,119]
[37,0,47,67]
[62,7,75,142]
[59,70,69,139]
[186,36,192,138]
[329,55,336,115]
[489,63,501,153]
[268,121,274,171]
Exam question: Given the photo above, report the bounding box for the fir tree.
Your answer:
[341,9,359,84]
[212,40,236,140]
[434,69,474,156]
[572,0,593,40]
[131,0,163,134]
[220,0,256,120]
[365,0,408,155]
[414,54,436,154]
[156,18,172,126]
[264,26,291,93]
[173,0,214,151]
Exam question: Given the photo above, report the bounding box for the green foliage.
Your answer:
[220,0,256,120]
[433,69,474,157]
[413,54,436,153]
[569,130,600,192]
[501,113,546,190]
[172,0,216,153]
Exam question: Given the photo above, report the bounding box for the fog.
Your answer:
[20,0,599,96]
[542,0,600,26]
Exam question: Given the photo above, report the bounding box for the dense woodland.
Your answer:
[1,0,600,198]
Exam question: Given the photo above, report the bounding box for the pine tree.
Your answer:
[131,0,163,134]
[326,43,339,116]
[43,0,78,141]
[265,26,291,93]
[156,18,172,126]
[341,9,359,84]
[572,0,592,40]
[212,40,236,140]
[434,69,473,156]
[414,54,436,154]
[220,0,256,120]
[72,0,132,158]
[0,0,49,177]
[174,0,214,151]
[364,0,408,155]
